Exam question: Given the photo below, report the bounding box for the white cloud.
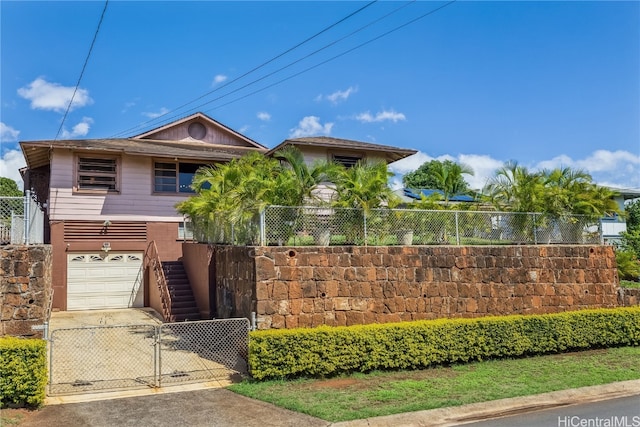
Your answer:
[142,107,169,119]
[356,109,406,123]
[389,149,640,193]
[321,86,357,104]
[213,74,228,85]
[60,117,94,139]
[17,77,93,113]
[0,149,26,189]
[0,123,20,142]
[257,112,271,121]
[289,116,333,138]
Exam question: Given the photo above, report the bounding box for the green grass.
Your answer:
[229,346,640,422]
[621,280,640,289]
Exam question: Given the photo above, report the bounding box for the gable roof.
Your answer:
[266,136,417,163]
[20,138,266,170]
[133,112,266,149]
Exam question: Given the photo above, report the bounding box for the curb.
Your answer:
[330,380,640,427]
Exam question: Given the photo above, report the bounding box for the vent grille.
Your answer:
[64,221,147,241]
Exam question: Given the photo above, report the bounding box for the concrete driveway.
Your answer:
[47,309,246,396]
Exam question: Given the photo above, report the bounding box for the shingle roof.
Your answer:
[20,138,265,169]
[266,136,417,163]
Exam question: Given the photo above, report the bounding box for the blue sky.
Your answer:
[1,0,639,191]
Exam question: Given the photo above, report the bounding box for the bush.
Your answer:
[248,307,640,380]
[0,337,47,408]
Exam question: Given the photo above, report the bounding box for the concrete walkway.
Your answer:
[17,379,638,427]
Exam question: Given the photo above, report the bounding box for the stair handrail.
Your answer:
[144,241,173,322]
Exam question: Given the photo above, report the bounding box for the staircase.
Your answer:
[161,261,201,322]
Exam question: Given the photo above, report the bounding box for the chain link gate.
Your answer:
[49,319,250,396]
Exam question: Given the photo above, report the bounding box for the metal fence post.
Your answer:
[260,209,266,246]
[363,210,368,246]
[454,211,460,245]
[23,190,31,245]
[533,213,538,245]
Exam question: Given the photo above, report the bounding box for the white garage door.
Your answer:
[67,252,144,310]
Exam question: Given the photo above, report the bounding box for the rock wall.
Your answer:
[620,287,640,306]
[0,245,52,337]
[211,245,620,330]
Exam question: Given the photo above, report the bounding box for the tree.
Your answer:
[0,177,22,196]
[331,160,399,212]
[484,161,545,213]
[621,199,640,259]
[402,159,473,202]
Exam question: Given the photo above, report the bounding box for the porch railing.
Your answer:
[144,241,173,322]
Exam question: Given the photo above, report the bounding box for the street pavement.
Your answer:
[15,379,640,427]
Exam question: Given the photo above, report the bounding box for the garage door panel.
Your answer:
[67,252,143,311]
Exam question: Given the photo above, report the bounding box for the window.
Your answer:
[77,157,117,191]
[332,154,362,168]
[154,161,208,193]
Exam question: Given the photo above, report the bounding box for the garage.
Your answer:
[67,252,144,310]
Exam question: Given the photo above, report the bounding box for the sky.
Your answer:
[1,0,639,192]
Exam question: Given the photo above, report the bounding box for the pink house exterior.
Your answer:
[19,112,416,317]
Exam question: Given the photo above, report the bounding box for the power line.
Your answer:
[109,1,378,138]
[116,0,419,137]
[201,1,457,115]
[55,0,109,140]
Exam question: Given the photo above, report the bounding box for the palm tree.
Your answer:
[429,160,475,205]
[484,161,544,213]
[331,160,399,212]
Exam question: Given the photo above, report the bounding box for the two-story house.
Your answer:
[20,112,416,317]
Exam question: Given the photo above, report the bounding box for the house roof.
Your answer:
[604,186,640,200]
[133,112,266,150]
[266,136,417,163]
[20,137,266,170]
[404,188,477,202]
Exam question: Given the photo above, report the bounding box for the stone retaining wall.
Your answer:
[212,245,620,330]
[620,287,640,306]
[0,245,52,337]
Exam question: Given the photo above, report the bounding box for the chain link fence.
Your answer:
[0,191,44,245]
[190,206,602,246]
[49,319,250,395]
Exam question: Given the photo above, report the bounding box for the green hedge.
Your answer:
[248,307,640,380]
[0,337,47,408]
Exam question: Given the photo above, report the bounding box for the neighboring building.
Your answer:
[601,187,640,245]
[19,112,416,314]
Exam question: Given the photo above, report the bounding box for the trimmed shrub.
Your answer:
[248,307,640,380]
[0,337,47,408]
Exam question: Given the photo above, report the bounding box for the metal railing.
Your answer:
[0,190,44,245]
[144,241,173,321]
[190,206,602,247]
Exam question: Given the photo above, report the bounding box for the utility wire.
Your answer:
[110,1,378,138]
[201,1,457,115]
[55,0,109,140]
[134,0,419,129]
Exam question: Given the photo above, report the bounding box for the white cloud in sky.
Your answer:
[389,149,640,192]
[318,86,357,104]
[257,112,271,121]
[0,123,20,142]
[0,149,26,189]
[142,107,169,119]
[289,116,333,138]
[17,77,93,113]
[213,74,228,85]
[60,117,94,139]
[356,109,406,123]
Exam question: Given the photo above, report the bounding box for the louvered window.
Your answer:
[332,155,362,168]
[78,157,118,191]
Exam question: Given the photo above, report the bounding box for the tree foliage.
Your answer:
[330,160,399,212]
[0,177,22,197]
[620,199,640,260]
[402,160,473,202]
[483,162,621,219]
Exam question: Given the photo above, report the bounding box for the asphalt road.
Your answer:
[456,395,640,427]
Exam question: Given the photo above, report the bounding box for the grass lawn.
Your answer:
[229,346,640,423]
[621,280,640,289]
